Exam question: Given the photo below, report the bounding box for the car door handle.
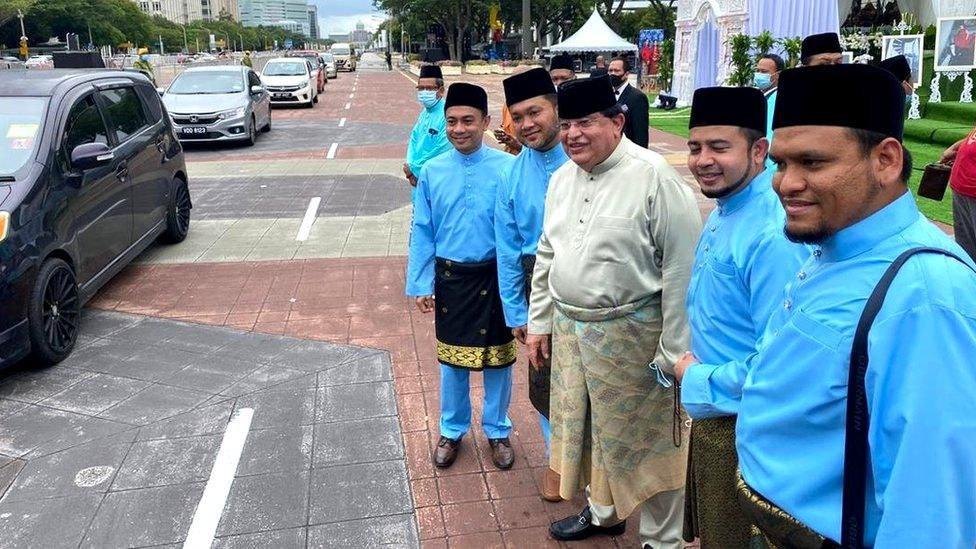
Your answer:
[115,162,129,182]
[155,136,166,153]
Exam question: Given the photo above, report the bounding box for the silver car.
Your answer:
[319,53,338,79]
[161,65,271,146]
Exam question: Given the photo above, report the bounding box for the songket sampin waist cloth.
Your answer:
[434,257,516,370]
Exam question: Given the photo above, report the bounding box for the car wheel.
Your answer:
[160,177,191,244]
[244,116,257,146]
[27,258,80,366]
[312,92,319,104]
[262,112,272,133]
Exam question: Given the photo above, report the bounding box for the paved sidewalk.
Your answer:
[0,311,416,548]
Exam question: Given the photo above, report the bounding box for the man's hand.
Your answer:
[941,139,963,164]
[674,351,699,383]
[415,295,435,313]
[402,163,413,178]
[408,175,418,187]
[494,129,522,153]
[512,326,527,344]
[525,333,551,370]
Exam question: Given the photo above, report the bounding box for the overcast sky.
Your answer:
[314,0,386,35]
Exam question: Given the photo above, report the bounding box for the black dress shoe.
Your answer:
[549,505,626,541]
[434,436,461,468]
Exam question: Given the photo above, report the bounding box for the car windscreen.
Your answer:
[332,48,350,56]
[321,54,334,62]
[263,61,307,76]
[169,71,246,94]
[0,97,46,177]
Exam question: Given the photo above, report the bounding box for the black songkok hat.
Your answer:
[801,32,843,60]
[880,55,912,83]
[503,68,556,107]
[773,64,905,139]
[689,87,767,134]
[557,75,615,119]
[445,82,488,114]
[549,54,575,72]
[419,64,443,79]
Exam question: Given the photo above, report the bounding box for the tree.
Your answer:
[374,0,490,61]
[0,0,35,30]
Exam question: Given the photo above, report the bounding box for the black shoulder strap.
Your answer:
[839,246,976,549]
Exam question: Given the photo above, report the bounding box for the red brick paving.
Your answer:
[92,256,639,547]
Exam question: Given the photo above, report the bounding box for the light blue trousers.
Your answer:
[539,413,551,454]
[439,364,513,440]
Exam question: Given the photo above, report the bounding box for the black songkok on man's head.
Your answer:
[773,64,905,139]
[880,55,912,83]
[503,68,556,107]
[801,32,843,60]
[549,54,575,72]
[419,65,443,79]
[557,75,616,119]
[445,82,488,114]
[689,87,767,134]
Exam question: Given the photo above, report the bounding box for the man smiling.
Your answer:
[406,83,519,470]
[526,75,701,547]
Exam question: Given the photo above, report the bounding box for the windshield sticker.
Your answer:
[10,137,35,150]
[6,124,39,139]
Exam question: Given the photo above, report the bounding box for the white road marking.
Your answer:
[348,93,354,98]
[344,102,351,110]
[296,197,322,241]
[183,408,254,549]
[326,142,339,159]
[339,118,346,127]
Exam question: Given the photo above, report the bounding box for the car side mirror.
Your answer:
[255,71,261,77]
[250,85,264,94]
[71,143,114,171]
[156,87,166,97]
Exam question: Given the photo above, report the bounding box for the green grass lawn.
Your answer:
[648,108,955,225]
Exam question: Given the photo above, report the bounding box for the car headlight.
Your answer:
[218,107,247,119]
[0,212,9,244]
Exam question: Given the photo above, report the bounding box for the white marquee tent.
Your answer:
[549,9,638,53]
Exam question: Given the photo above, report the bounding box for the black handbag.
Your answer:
[916,162,952,201]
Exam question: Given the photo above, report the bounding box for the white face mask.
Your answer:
[417,90,439,108]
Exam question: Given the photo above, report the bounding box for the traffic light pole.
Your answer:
[18,9,29,61]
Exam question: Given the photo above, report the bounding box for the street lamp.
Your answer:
[521,0,531,58]
[17,9,28,61]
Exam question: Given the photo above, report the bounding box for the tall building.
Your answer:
[240,0,310,36]
[208,0,240,20]
[133,0,203,24]
[349,21,371,49]
[307,4,319,39]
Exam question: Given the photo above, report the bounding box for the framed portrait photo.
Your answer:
[882,34,924,88]
[935,16,976,72]
[842,51,854,64]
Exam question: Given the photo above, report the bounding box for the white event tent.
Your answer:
[549,9,638,53]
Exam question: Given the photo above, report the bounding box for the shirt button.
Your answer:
[784,299,792,310]
[584,198,590,203]
[579,219,584,223]
[480,289,487,296]
[441,307,448,313]
[704,245,710,252]
[710,226,716,232]
[797,271,807,280]
[479,328,487,335]
[814,249,823,258]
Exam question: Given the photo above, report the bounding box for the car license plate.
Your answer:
[181,127,206,135]
[274,93,291,98]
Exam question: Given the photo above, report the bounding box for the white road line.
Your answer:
[183,408,254,549]
[296,196,322,241]
[326,142,339,159]
[348,93,354,98]
[339,118,346,127]
[344,102,351,110]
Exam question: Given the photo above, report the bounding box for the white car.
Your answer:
[25,55,53,69]
[259,57,318,108]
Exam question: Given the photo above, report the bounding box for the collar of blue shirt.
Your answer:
[451,143,487,165]
[528,143,569,167]
[717,169,773,216]
[820,190,920,262]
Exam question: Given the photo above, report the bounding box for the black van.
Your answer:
[0,69,191,368]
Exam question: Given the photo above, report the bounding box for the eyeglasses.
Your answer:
[559,117,599,132]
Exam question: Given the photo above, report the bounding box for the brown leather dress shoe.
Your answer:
[434,436,461,468]
[541,467,562,502]
[488,437,515,469]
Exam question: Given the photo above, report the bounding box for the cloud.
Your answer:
[319,13,386,35]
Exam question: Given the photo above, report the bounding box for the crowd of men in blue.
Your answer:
[400,30,976,549]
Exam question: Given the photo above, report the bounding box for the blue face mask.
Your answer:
[753,72,772,90]
[417,90,439,108]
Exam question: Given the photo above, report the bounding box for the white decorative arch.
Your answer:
[672,0,749,105]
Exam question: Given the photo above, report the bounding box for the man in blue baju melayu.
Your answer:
[406,82,519,470]
[403,64,452,189]
[676,64,976,548]
[495,67,571,502]
[680,86,808,548]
